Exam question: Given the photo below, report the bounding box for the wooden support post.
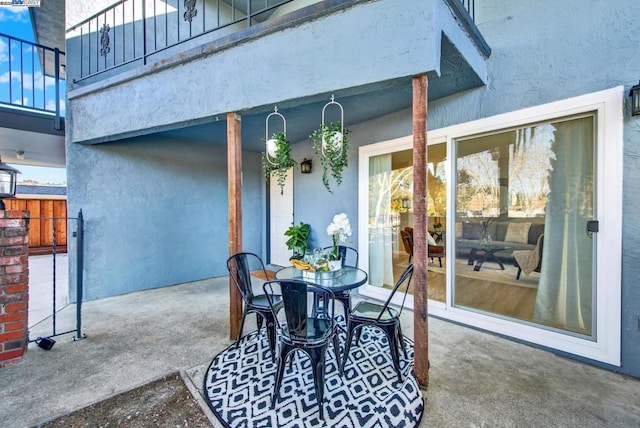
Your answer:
[227,112,243,341]
[412,74,429,387]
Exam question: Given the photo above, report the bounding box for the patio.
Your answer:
[1,276,639,427]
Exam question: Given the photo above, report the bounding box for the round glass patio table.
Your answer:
[274,266,368,292]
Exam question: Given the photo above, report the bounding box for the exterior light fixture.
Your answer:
[0,156,20,210]
[301,158,312,174]
[401,198,411,209]
[16,150,25,160]
[629,81,640,116]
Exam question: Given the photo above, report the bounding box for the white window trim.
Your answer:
[358,86,623,366]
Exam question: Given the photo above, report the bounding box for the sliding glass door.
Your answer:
[364,145,447,301]
[358,87,622,365]
[453,115,595,337]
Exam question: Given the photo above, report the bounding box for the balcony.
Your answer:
[0,32,65,167]
[60,0,489,146]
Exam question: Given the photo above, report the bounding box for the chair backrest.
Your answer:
[400,230,413,256]
[263,279,334,343]
[376,264,414,322]
[227,252,267,303]
[322,245,358,267]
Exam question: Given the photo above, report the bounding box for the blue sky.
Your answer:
[1,5,67,185]
[0,6,33,40]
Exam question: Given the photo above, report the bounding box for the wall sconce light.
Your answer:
[16,151,25,160]
[629,81,640,116]
[401,198,411,209]
[301,158,312,174]
[0,156,20,210]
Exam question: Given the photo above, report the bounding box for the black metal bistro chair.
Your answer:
[263,279,341,420]
[341,263,414,382]
[227,252,283,362]
[319,245,359,317]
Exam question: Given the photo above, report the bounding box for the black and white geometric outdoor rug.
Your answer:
[203,326,424,428]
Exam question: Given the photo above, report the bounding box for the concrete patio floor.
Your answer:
[1,276,639,427]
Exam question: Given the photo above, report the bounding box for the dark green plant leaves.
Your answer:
[262,132,296,194]
[309,121,349,193]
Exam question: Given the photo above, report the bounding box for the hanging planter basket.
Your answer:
[262,106,296,194]
[309,95,349,193]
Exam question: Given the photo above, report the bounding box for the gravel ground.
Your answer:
[36,372,213,427]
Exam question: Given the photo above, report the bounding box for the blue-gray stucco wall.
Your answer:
[64,0,640,378]
[293,0,640,377]
[66,136,264,301]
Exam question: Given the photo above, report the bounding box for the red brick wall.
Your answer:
[0,211,29,367]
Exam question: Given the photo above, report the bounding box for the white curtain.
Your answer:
[533,117,594,335]
[368,154,395,287]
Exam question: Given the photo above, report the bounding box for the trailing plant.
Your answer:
[309,121,349,193]
[284,222,311,259]
[262,132,296,194]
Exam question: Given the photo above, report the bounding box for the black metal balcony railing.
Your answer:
[0,33,65,130]
[461,0,474,20]
[67,0,476,83]
[67,0,297,82]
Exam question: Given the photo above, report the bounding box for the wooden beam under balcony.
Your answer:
[412,74,429,387]
[228,112,243,341]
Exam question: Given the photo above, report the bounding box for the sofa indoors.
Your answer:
[455,219,545,262]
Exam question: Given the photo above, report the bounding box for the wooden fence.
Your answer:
[4,199,67,254]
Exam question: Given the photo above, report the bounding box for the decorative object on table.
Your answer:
[226,252,283,362]
[309,95,349,193]
[290,249,343,279]
[263,279,341,419]
[284,222,311,260]
[262,106,296,195]
[480,218,495,246]
[342,264,414,382]
[203,318,424,427]
[319,245,358,317]
[326,212,352,266]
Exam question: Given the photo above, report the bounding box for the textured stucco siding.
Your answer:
[66,136,264,301]
[65,0,451,144]
[295,0,640,377]
[63,0,640,378]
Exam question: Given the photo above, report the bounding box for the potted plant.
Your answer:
[284,222,311,260]
[262,132,296,194]
[309,122,349,193]
[326,213,352,270]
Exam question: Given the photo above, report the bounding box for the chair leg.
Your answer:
[383,324,403,382]
[271,342,293,409]
[341,323,359,373]
[332,328,343,376]
[396,321,408,359]
[516,267,522,279]
[236,310,248,344]
[337,294,350,320]
[265,312,278,363]
[308,344,329,419]
[256,313,264,332]
[438,256,442,268]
